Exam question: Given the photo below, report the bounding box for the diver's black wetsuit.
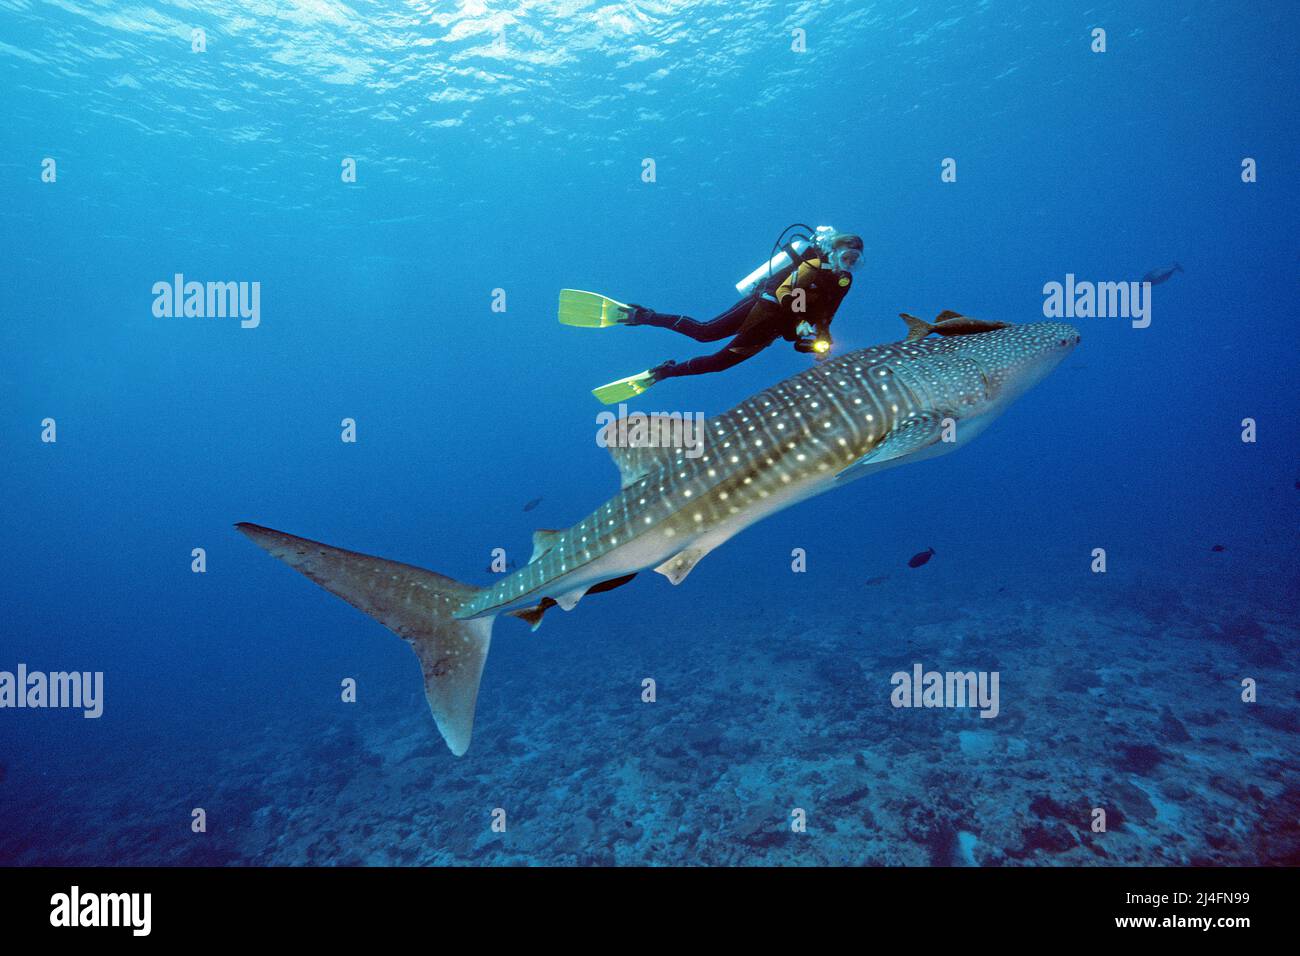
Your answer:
[632,296,778,375]
[634,258,854,379]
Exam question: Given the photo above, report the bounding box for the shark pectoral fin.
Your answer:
[655,546,710,585]
[234,522,491,756]
[508,597,557,632]
[529,528,564,563]
[835,413,948,481]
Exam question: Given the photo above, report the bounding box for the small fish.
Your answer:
[907,547,935,568]
[522,497,543,512]
[864,574,890,587]
[1142,263,1183,285]
[900,311,1009,342]
[1210,544,1226,553]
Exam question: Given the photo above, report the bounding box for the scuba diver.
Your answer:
[558,224,864,403]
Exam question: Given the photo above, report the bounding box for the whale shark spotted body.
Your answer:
[238,321,1079,754]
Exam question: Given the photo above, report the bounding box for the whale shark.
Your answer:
[237,321,1079,754]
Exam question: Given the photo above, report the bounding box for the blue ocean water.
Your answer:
[1,0,1297,866]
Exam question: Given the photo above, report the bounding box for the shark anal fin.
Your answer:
[654,547,710,585]
[555,587,586,611]
[835,412,948,482]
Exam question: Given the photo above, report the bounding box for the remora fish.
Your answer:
[901,310,1008,342]
[237,321,1079,755]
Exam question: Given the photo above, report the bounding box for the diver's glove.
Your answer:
[793,322,832,359]
[649,359,678,380]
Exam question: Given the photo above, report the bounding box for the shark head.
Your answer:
[959,321,1080,406]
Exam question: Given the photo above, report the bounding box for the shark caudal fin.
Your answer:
[235,522,492,756]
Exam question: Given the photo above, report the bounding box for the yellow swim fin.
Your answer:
[592,369,656,404]
[558,289,635,328]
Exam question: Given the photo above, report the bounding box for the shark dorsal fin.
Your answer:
[935,310,964,322]
[530,528,564,563]
[600,413,709,489]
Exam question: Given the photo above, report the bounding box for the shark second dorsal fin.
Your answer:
[530,528,564,563]
[600,413,708,488]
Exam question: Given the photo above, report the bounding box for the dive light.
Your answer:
[794,331,832,357]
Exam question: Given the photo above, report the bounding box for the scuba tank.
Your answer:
[734,223,836,296]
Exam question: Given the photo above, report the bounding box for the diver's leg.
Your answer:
[631,297,754,342]
[653,326,778,379]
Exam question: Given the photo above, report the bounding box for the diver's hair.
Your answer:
[830,233,864,251]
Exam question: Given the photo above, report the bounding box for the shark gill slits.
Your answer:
[907,547,936,568]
